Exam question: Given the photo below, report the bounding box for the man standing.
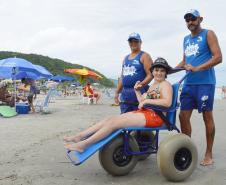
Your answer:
[114,33,153,113]
[176,10,222,166]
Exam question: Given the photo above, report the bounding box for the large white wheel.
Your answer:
[157,133,198,182]
[99,135,139,176]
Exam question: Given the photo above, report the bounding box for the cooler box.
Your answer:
[16,103,30,114]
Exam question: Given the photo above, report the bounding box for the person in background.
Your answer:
[221,86,226,99]
[0,82,15,107]
[18,78,37,113]
[84,82,101,104]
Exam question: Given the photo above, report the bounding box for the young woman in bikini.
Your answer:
[64,58,172,152]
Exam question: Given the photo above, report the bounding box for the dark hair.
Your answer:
[150,58,172,78]
[151,66,168,78]
[21,78,26,83]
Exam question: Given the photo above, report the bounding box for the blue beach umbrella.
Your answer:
[51,75,75,82]
[71,82,81,87]
[34,65,53,79]
[13,71,39,80]
[0,57,44,79]
[0,57,49,107]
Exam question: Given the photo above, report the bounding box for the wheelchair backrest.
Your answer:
[166,83,180,125]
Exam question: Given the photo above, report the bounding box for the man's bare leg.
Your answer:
[200,111,215,166]
[179,110,193,137]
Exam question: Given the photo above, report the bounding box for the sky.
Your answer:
[0,0,225,82]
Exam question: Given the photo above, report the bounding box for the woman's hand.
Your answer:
[134,81,142,91]
[138,101,144,109]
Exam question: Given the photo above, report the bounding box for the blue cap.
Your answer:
[128,32,142,41]
[184,9,200,18]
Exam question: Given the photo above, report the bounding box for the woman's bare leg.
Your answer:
[65,112,146,152]
[63,117,113,142]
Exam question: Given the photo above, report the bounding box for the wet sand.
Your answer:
[0,95,226,185]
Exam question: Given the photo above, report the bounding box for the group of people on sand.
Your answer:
[63,9,222,167]
[0,78,37,113]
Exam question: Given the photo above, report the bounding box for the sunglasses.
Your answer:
[128,39,140,43]
[185,16,198,23]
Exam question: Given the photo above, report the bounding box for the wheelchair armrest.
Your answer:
[143,104,177,112]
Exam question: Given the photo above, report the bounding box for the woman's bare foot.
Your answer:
[200,157,214,166]
[64,142,87,153]
[63,135,82,142]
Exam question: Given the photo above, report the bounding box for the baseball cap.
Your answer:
[128,32,142,41]
[150,58,172,73]
[184,9,200,19]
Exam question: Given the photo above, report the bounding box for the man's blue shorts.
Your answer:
[180,84,215,113]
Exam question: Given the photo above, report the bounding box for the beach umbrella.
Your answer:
[70,82,81,87]
[0,57,49,107]
[0,58,44,78]
[13,71,39,80]
[51,75,75,82]
[34,65,53,79]
[64,68,102,85]
[64,68,102,79]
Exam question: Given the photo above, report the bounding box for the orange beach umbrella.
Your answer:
[64,68,102,79]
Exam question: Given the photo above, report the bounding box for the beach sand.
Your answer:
[0,95,226,185]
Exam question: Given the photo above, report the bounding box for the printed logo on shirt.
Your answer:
[197,36,203,42]
[185,43,199,57]
[122,65,137,76]
[185,39,190,44]
[132,60,140,65]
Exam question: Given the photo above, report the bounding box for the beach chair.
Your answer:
[82,88,96,105]
[35,88,60,112]
[82,94,94,104]
[67,72,198,182]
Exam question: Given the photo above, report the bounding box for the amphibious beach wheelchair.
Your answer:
[66,71,198,182]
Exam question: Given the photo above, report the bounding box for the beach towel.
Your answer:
[0,106,18,118]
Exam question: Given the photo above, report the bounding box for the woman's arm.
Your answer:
[134,81,146,103]
[135,90,146,103]
[142,81,173,108]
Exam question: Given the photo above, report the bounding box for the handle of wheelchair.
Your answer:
[168,67,185,74]
[168,67,191,84]
[178,70,191,84]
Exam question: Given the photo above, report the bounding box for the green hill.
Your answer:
[0,51,115,87]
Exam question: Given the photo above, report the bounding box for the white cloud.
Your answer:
[0,0,225,79]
